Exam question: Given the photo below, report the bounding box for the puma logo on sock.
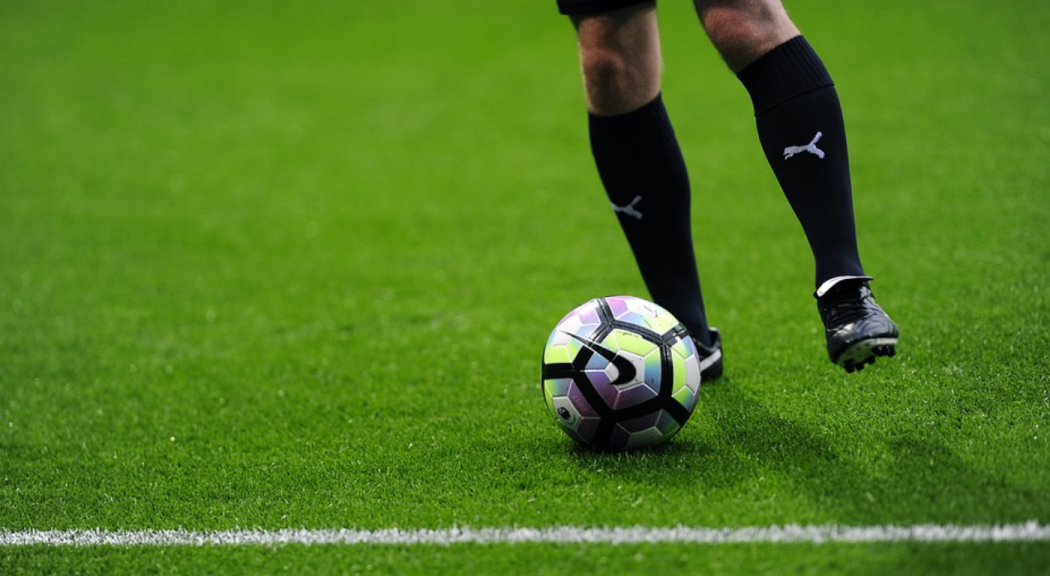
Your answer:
[784,132,825,160]
[611,195,644,220]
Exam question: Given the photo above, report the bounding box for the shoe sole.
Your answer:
[834,337,898,373]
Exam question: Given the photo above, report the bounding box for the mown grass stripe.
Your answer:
[3,523,1048,547]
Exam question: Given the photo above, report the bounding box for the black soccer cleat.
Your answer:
[691,328,724,382]
[816,277,899,373]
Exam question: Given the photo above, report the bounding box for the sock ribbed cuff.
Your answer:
[588,93,677,158]
[737,36,834,116]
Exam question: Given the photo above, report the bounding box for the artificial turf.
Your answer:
[1,0,1049,573]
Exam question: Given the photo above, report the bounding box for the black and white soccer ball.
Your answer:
[541,296,702,451]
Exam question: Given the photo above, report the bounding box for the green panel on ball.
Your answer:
[656,409,681,435]
[543,344,572,365]
[670,349,686,392]
[670,337,692,359]
[672,384,694,408]
[649,310,680,335]
[609,329,657,357]
[545,378,571,398]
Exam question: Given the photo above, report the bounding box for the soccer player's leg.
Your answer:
[694,0,898,371]
[560,0,723,380]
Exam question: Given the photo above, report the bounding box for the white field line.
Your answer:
[1,523,1049,547]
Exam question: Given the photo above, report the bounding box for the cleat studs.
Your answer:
[870,344,897,358]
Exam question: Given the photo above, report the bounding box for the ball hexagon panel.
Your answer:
[606,295,680,335]
[549,381,601,443]
[608,410,682,451]
[668,334,702,411]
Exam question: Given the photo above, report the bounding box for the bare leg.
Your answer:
[693,0,799,72]
[573,2,662,116]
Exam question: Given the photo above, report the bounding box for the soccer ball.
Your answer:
[541,296,702,451]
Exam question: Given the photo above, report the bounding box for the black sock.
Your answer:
[588,94,712,346]
[738,36,866,287]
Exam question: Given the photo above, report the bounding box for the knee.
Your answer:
[573,5,661,115]
[695,0,798,71]
[578,46,659,115]
[580,48,630,99]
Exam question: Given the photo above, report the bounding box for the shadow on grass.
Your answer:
[554,376,1050,525]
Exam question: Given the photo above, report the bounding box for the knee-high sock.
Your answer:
[738,36,866,287]
[588,94,712,345]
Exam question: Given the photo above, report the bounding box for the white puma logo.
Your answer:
[611,195,644,220]
[783,131,825,160]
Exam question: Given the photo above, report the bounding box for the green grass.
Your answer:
[4,542,1050,575]
[2,0,1049,573]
